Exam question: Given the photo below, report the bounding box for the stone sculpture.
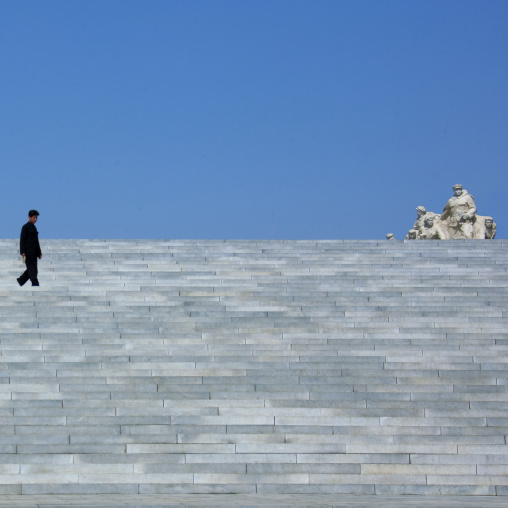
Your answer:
[419,216,448,240]
[473,216,496,239]
[395,184,497,240]
[386,233,395,240]
[413,206,441,234]
[413,206,427,233]
[440,184,477,239]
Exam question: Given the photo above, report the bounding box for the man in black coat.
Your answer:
[17,209,42,287]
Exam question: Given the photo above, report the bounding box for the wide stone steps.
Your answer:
[0,239,506,497]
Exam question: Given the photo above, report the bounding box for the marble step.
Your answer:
[0,239,506,496]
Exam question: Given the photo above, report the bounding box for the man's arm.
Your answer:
[464,196,477,220]
[36,230,42,258]
[19,224,27,256]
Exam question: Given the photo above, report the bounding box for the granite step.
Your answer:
[0,239,506,497]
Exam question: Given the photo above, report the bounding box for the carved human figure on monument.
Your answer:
[405,229,419,240]
[386,233,395,240]
[473,216,496,239]
[440,184,477,239]
[413,206,427,232]
[419,216,448,240]
[413,206,441,233]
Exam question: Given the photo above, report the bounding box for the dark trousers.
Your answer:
[18,256,39,286]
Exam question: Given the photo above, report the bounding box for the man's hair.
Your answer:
[28,210,39,217]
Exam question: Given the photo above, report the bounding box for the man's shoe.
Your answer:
[17,278,23,286]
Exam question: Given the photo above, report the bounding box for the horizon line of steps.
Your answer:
[0,239,506,497]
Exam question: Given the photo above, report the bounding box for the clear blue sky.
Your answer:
[1,0,507,240]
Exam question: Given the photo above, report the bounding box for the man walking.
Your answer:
[17,210,42,287]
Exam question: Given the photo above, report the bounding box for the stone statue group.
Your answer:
[386,184,496,240]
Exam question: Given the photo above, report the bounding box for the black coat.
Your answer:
[20,222,41,257]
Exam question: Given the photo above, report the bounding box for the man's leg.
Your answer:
[17,269,29,286]
[25,257,39,286]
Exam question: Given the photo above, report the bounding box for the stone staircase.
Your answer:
[0,238,507,498]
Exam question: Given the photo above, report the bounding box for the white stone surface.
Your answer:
[0,239,507,498]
